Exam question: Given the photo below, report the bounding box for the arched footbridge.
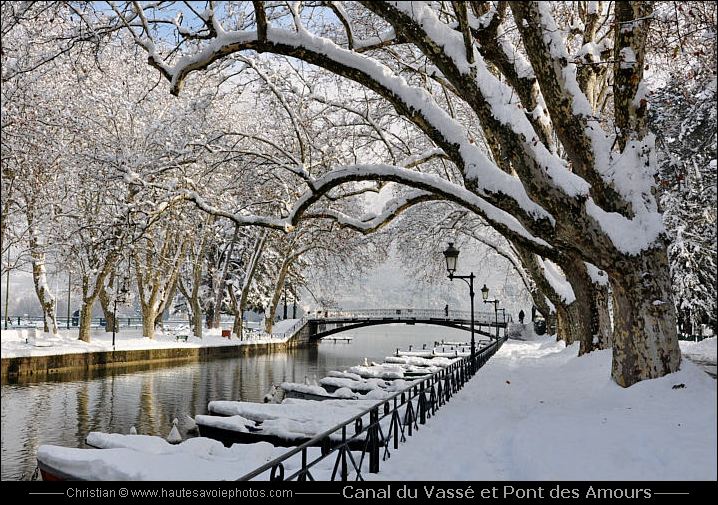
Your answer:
[306,308,508,340]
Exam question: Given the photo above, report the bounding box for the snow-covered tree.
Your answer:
[101,1,688,385]
[652,74,717,337]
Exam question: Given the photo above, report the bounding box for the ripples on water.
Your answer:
[1,325,468,480]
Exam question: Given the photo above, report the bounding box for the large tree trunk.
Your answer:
[609,249,681,387]
[134,231,187,340]
[98,282,116,333]
[232,231,268,338]
[76,258,116,342]
[178,278,202,338]
[229,289,244,339]
[154,276,178,331]
[594,282,613,349]
[31,259,58,335]
[210,224,238,329]
[264,260,290,334]
[27,210,58,336]
[78,298,94,342]
[560,257,601,355]
[232,311,244,339]
[142,305,158,340]
[190,296,202,338]
[556,302,584,346]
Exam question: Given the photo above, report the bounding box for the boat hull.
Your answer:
[197,423,376,451]
[37,458,83,481]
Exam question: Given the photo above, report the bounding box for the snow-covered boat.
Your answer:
[319,376,387,394]
[383,355,459,368]
[198,398,386,449]
[276,382,358,402]
[36,432,281,481]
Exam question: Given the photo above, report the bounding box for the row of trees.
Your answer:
[1,13,379,341]
[1,2,715,387]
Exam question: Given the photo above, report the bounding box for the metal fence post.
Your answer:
[341,426,348,481]
[369,407,380,473]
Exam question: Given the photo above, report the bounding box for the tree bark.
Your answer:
[594,282,613,349]
[31,257,58,335]
[232,231,268,338]
[609,248,681,387]
[210,222,237,329]
[134,230,187,340]
[142,305,157,340]
[264,258,291,334]
[76,256,117,342]
[556,303,581,345]
[98,280,116,333]
[560,257,599,354]
[27,208,58,335]
[190,296,202,338]
[78,300,94,343]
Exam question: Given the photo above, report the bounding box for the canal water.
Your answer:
[1,325,467,480]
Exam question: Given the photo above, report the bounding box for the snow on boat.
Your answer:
[395,350,435,358]
[369,360,441,376]
[345,364,405,379]
[277,382,358,402]
[383,355,459,368]
[319,376,386,394]
[36,433,282,481]
[198,398,386,449]
[325,370,364,381]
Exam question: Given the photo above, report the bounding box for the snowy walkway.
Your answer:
[0,319,301,359]
[368,337,717,481]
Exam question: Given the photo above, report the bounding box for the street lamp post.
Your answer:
[442,243,476,373]
[481,284,500,342]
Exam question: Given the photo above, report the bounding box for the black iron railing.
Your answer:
[237,336,507,481]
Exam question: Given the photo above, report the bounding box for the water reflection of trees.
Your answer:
[3,340,397,480]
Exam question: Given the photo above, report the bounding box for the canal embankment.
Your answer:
[1,319,312,379]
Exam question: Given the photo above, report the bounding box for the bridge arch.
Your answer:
[306,308,507,341]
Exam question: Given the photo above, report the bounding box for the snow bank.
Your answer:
[367,338,717,481]
[1,320,302,359]
[680,337,717,363]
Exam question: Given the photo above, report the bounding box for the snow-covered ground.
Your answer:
[0,319,301,359]
[366,337,717,481]
[680,337,717,363]
[30,336,716,481]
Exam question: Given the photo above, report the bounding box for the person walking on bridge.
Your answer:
[444,304,449,317]
[518,310,525,324]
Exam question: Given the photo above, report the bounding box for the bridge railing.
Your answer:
[237,335,508,481]
[310,308,506,326]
